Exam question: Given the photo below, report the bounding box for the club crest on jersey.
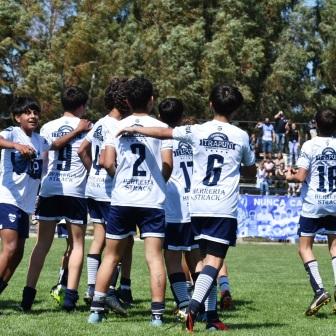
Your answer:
[199,132,236,150]
[52,125,74,137]
[93,125,104,142]
[174,141,192,157]
[316,147,336,161]
[8,213,16,223]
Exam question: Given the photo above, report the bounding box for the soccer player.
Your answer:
[157,98,202,318]
[20,86,92,312]
[0,97,89,297]
[116,83,256,331]
[88,77,173,326]
[286,108,336,316]
[78,77,132,315]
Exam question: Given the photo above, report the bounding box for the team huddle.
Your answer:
[0,76,335,331]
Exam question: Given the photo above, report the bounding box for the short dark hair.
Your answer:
[315,108,336,136]
[10,97,41,117]
[209,84,243,116]
[104,77,129,115]
[126,76,153,110]
[61,86,88,112]
[158,98,184,127]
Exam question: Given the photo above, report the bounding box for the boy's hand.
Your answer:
[285,167,297,180]
[14,143,36,159]
[76,119,92,133]
[115,127,137,137]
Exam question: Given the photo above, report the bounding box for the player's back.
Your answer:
[39,116,88,198]
[173,119,255,218]
[85,115,119,201]
[111,114,171,209]
[298,136,336,217]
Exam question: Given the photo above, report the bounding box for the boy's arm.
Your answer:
[50,119,92,150]
[116,127,173,139]
[101,145,116,177]
[285,167,308,183]
[77,139,92,171]
[0,135,36,159]
[161,149,173,182]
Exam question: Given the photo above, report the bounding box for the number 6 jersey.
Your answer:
[297,136,336,218]
[106,115,172,209]
[39,116,88,198]
[173,120,255,218]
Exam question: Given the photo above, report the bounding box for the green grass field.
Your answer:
[1,239,336,335]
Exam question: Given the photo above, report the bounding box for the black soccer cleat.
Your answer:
[305,290,331,316]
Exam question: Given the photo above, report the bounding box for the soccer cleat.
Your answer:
[88,311,105,324]
[206,319,229,331]
[116,287,134,307]
[176,307,188,322]
[62,289,79,312]
[50,284,65,305]
[105,292,128,316]
[83,291,93,306]
[20,286,36,312]
[150,314,163,327]
[305,290,331,316]
[219,290,234,311]
[185,312,196,333]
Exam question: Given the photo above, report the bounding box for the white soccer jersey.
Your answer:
[165,139,193,223]
[0,126,50,213]
[85,115,118,201]
[173,120,255,218]
[39,116,88,198]
[106,115,172,209]
[297,136,336,218]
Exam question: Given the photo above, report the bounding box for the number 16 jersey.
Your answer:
[39,116,88,198]
[173,120,255,218]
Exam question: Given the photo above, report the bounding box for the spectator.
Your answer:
[274,152,285,170]
[308,119,317,139]
[274,111,287,153]
[274,162,287,192]
[256,117,275,158]
[256,160,269,195]
[286,122,301,166]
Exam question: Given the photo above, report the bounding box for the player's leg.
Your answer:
[62,221,86,311]
[326,215,336,312]
[20,219,57,311]
[218,261,234,310]
[117,236,134,306]
[298,216,330,316]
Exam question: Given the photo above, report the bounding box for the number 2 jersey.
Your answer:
[0,126,51,213]
[85,115,118,201]
[106,115,172,209]
[172,120,255,218]
[165,139,193,223]
[297,136,336,218]
[39,116,88,198]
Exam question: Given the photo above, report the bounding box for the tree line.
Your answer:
[0,0,335,125]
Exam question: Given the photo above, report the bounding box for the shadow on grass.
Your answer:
[227,322,287,330]
[0,299,42,310]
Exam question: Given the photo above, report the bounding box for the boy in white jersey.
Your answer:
[117,83,256,331]
[0,97,89,298]
[21,87,92,312]
[78,77,132,314]
[286,108,336,316]
[88,77,173,326]
[158,98,202,318]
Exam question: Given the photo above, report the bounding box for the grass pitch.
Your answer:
[1,239,336,335]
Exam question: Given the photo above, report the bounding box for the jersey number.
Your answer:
[92,145,101,175]
[57,145,72,171]
[131,143,146,176]
[202,154,224,186]
[180,161,193,192]
[317,165,336,192]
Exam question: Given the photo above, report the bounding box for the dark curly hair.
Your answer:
[104,77,129,116]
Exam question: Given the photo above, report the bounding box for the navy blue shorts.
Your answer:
[87,198,110,224]
[298,215,336,237]
[106,206,165,240]
[191,217,237,246]
[0,203,29,238]
[35,196,87,225]
[164,222,199,251]
[57,222,68,238]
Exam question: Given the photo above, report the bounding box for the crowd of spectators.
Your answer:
[240,110,317,196]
